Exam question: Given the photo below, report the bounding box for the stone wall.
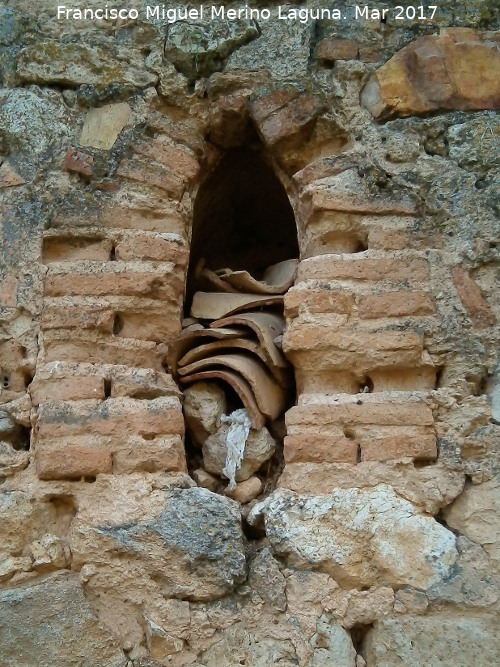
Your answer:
[1,2,499,665]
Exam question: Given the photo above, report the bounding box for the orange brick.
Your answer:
[358,291,435,318]
[37,398,184,440]
[284,435,358,464]
[361,435,437,462]
[44,268,182,301]
[134,137,199,181]
[113,435,187,473]
[259,96,322,147]
[42,237,113,262]
[117,158,185,199]
[42,337,165,371]
[115,311,181,343]
[115,236,188,266]
[36,445,112,480]
[286,401,434,434]
[297,257,429,283]
[146,113,205,155]
[368,229,442,250]
[452,266,495,329]
[41,308,115,333]
[249,88,298,123]
[284,288,354,318]
[317,38,358,61]
[30,376,105,405]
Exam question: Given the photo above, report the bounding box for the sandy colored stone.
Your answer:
[226,476,263,503]
[362,29,500,119]
[183,381,227,447]
[248,547,287,611]
[452,265,495,329]
[278,461,464,515]
[296,255,429,283]
[444,476,500,565]
[79,103,131,150]
[134,135,199,181]
[358,291,435,318]
[284,435,358,465]
[193,468,219,491]
[0,441,29,477]
[0,573,126,667]
[203,424,276,483]
[250,486,457,589]
[364,614,500,666]
[0,159,25,187]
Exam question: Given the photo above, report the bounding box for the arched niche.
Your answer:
[186,147,299,309]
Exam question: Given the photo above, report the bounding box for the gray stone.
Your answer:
[248,547,287,611]
[203,424,276,483]
[0,88,72,156]
[96,487,246,601]
[16,41,157,88]
[0,409,15,437]
[165,19,259,81]
[0,573,126,667]
[200,626,299,667]
[308,615,356,667]
[364,614,500,667]
[183,381,227,447]
[249,486,457,590]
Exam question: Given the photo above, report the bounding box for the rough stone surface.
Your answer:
[183,381,227,447]
[0,574,126,667]
[203,423,276,482]
[364,614,500,666]
[249,486,457,589]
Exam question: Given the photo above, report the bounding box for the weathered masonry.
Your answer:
[0,4,499,666]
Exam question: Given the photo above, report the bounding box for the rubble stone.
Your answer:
[203,424,276,483]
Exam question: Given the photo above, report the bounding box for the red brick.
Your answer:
[114,236,188,266]
[42,237,113,262]
[31,376,105,405]
[297,256,429,283]
[37,398,184,440]
[452,265,495,329]
[64,148,93,177]
[134,137,199,181]
[41,308,115,333]
[284,288,354,318]
[358,291,435,318]
[284,435,358,464]
[113,435,187,473]
[36,445,112,480]
[259,96,322,147]
[44,268,182,301]
[317,38,358,61]
[42,337,165,370]
[361,435,437,462]
[117,158,185,199]
[286,401,434,434]
[249,88,298,123]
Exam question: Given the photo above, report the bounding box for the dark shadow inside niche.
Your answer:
[186,148,299,309]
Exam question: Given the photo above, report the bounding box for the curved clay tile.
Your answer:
[167,327,246,378]
[177,353,286,421]
[217,259,299,294]
[179,369,266,430]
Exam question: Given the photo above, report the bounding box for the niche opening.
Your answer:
[169,146,299,503]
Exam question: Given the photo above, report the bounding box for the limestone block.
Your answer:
[203,424,276,482]
[192,468,219,491]
[308,615,356,667]
[0,441,29,476]
[248,547,287,611]
[249,486,457,589]
[79,103,131,150]
[444,476,500,564]
[16,41,157,88]
[183,381,227,446]
[225,475,263,503]
[28,533,70,570]
[364,614,500,666]
[199,626,298,667]
[361,29,500,119]
[278,461,464,516]
[71,485,246,602]
[0,573,126,667]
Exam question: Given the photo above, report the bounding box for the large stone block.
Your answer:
[364,614,500,666]
[249,486,457,589]
[0,574,126,667]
